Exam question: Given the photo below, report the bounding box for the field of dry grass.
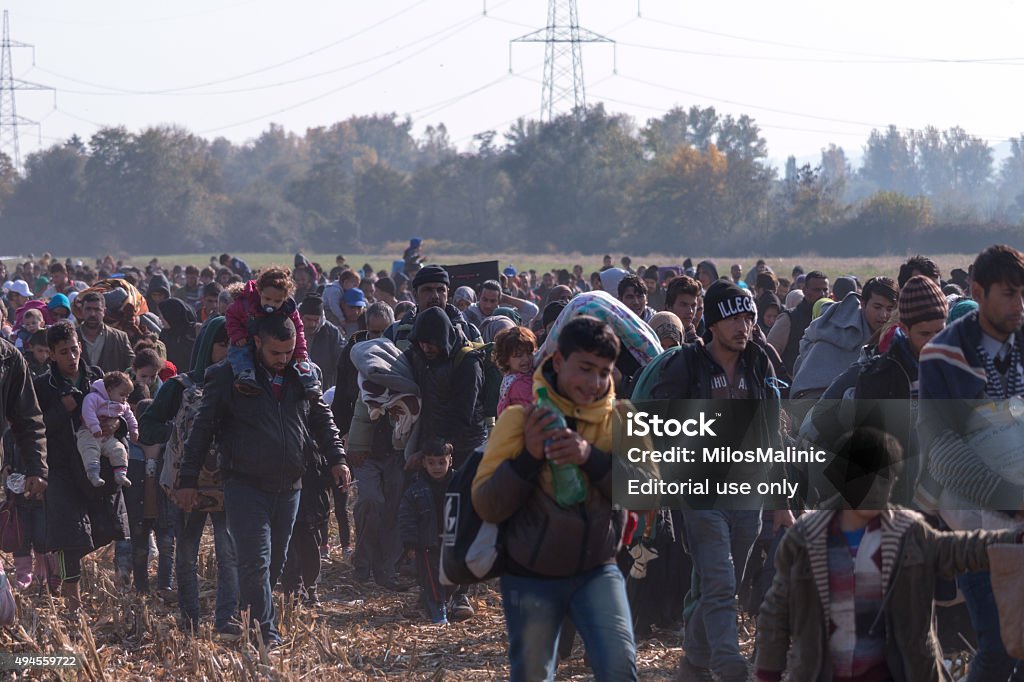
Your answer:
[1,530,689,681]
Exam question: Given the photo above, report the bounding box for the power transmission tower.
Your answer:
[510,0,614,122]
[0,11,53,168]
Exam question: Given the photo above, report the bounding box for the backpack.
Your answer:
[630,346,696,400]
[439,448,504,586]
[160,375,224,512]
[454,341,501,418]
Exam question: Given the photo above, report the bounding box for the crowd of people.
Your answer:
[1,240,1023,681]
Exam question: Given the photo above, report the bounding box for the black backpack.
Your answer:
[439,448,504,586]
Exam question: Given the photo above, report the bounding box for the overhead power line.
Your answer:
[32,0,435,95]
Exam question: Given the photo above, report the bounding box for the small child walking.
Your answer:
[223,266,319,397]
[77,371,137,487]
[3,442,59,595]
[399,443,456,624]
[493,326,537,417]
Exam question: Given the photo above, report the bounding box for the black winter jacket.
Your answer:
[0,337,46,479]
[404,308,487,456]
[180,362,346,493]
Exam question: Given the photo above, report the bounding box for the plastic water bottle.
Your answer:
[535,387,587,507]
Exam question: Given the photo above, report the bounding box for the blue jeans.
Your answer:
[227,344,254,377]
[500,563,636,682]
[224,477,300,642]
[175,508,238,631]
[681,509,761,674]
[958,570,1024,681]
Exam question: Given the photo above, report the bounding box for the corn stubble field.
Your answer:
[1,533,685,681]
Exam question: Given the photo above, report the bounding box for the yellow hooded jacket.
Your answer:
[471,361,657,577]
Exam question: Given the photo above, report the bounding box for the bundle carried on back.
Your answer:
[72,278,150,338]
[349,337,422,456]
[535,290,662,368]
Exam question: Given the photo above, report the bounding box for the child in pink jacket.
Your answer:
[494,326,537,416]
[224,266,319,397]
[78,371,137,487]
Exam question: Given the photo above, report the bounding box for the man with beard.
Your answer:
[76,292,135,373]
[176,315,350,647]
[641,281,793,682]
[918,245,1024,681]
[384,265,480,351]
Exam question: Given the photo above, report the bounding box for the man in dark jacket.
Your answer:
[299,295,343,391]
[38,320,129,614]
[176,315,350,647]
[139,316,238,637]
[404,307,487,472]
[332,302,405,590]
[384,264,481,351]
[404,306,486,622]
[641,281,794,682]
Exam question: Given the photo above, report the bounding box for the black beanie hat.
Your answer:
[703,280,756,328]
[298,294,325,316]
[412,264,449,289]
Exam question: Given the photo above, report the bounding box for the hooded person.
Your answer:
[452,286,476,313]
[831,275,859,302]
[756,292,783,335]
[648,311,684,349]
[791,277,898,402]
[48,293,72,322]
[479,315,517,344]
[147,274,172,310]
[598,268,628,298]
[158,298,199,372]
[696,260,720,290]
[403,306,487,472]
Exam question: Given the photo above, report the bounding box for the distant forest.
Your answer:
[3,104,1023,256]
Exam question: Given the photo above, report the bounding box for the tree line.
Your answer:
[2,105,1023,256]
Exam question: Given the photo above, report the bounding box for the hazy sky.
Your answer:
[4,0,1023,167]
